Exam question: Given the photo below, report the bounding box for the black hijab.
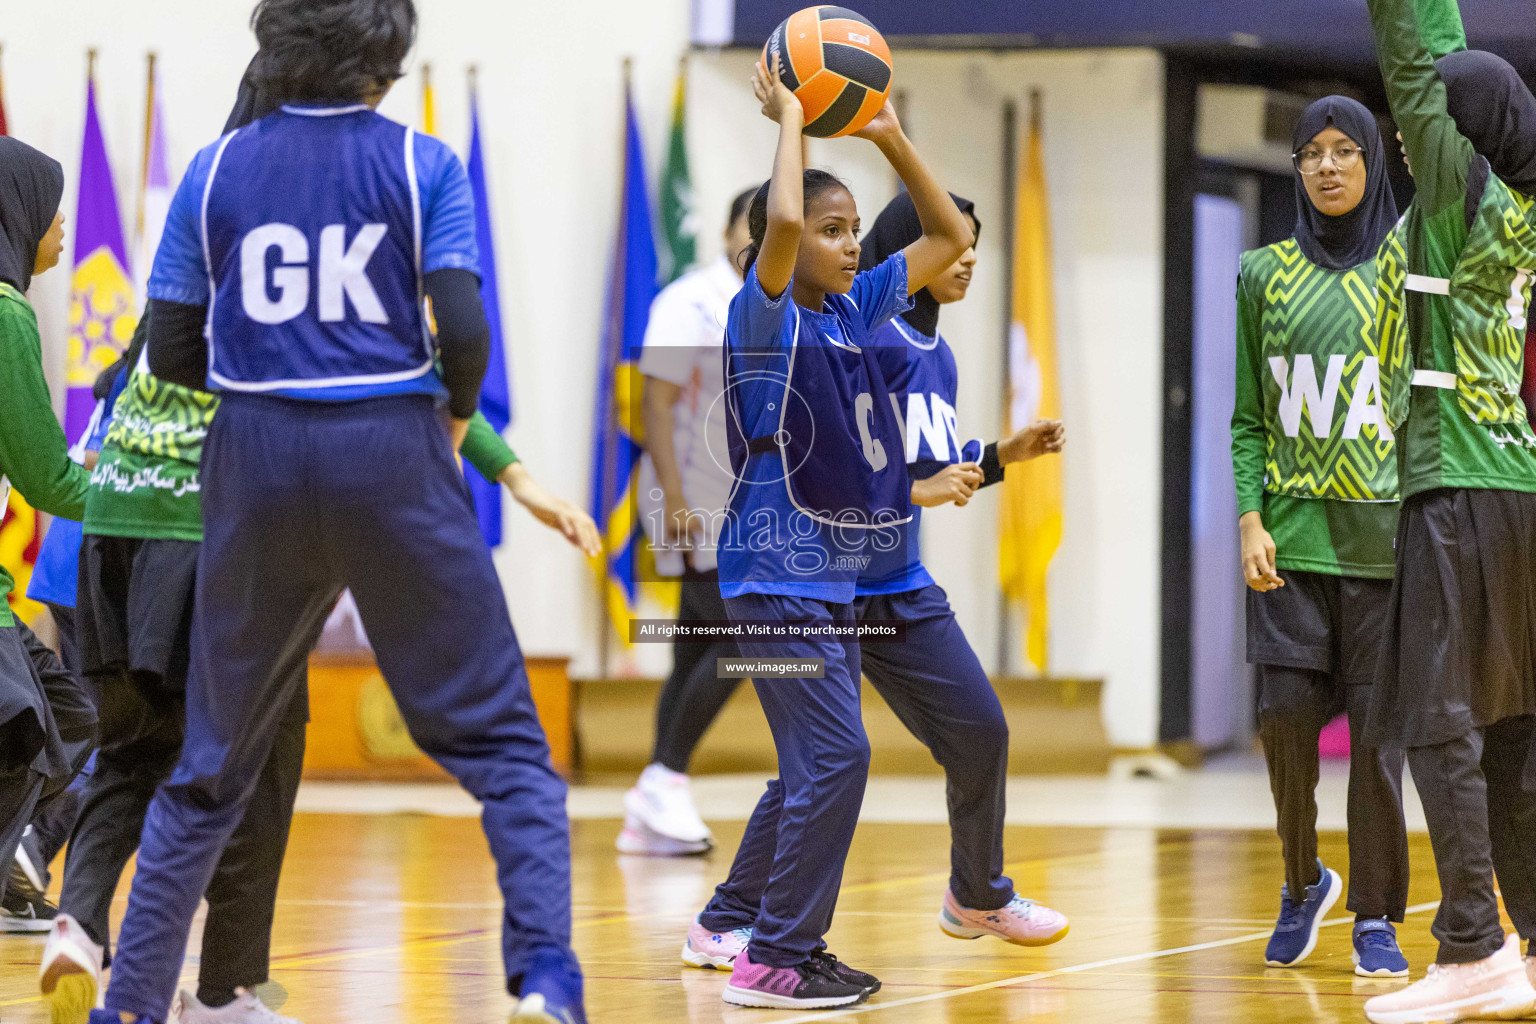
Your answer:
[859,190,979,338]
[0,136,65,293]
[223,54,279,134]
[1438,50,1536,198]
[1291,96,1398,272]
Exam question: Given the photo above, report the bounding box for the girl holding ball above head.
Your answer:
[696,50,972,1011]
[683,187,1071,982]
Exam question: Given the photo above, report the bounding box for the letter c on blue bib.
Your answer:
[854,391,888,472]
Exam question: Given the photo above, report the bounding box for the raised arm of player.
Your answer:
[853,106,974,295]
[750,56,806,300]
[1366,0,1475,218]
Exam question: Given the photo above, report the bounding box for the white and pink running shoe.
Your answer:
[939,889,1069,947]
[1365,933,1536,1024]
[615,764,712,856]
[680,919,751,970]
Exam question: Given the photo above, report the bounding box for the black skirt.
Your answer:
[77,535,199,690]
[1365,488,1536,749]
[1246,569,1394,684]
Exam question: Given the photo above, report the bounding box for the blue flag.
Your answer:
[590,84,659,631]
[466,83,511,547]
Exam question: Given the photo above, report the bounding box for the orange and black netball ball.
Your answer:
[760,6,894,138]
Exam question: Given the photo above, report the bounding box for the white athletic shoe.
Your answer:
[173,987,302,1024]
[615,764,712,855]
[39,913,103,1024]
[15,826,48,892]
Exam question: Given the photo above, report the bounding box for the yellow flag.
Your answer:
[998,92,1063,672]
[420,63,436,136]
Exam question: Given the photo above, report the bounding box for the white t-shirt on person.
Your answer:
[638,256,741,574]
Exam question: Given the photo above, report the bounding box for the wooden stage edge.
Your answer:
[302,654,1111,783]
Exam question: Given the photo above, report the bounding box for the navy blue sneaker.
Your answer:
[1264,861,1341,967]
[1352,917,1409,977]
[514,955,587,1024]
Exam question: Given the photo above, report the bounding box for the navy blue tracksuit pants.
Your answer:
[700,585,1015,947]
[857,585,1013,910]
[103,395,577,1021]
[701,592,868,967]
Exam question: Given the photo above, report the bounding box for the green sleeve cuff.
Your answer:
[1237,495,1264,519]
[1415,0,1467,57]
[460,411,519,484]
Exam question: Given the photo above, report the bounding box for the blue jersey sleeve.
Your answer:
[847,252,912,334]
[728,263,792,351]
[147,143,219,306]
[416,136,480,276]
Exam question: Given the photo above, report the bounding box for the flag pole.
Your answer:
[995,96,1018,679]
[420,61,434,136]
[596,58,634,682]
[137,52,156,246]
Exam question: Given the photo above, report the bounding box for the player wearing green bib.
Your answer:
[0,136,96,937]
[1232,94,1410,978]
[1360,0,1536,1020]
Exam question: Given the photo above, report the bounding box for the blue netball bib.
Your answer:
[717,257,914,602]
[856,318,986,595]
[198,106,438,401]
[725,299,912,530]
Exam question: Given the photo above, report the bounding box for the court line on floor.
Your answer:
[0,836,1206,1010]
[767,899,1443,1024]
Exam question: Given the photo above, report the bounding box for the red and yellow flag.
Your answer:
[998,92,1063,672]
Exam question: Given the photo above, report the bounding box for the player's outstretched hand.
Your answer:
[753,54,803,127]
[501,463,603,557]
[912,463,984,508]
[999,419,1065,464]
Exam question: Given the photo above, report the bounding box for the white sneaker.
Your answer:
[615,764,712,854]
[173,987,301,1023]
[1365,933,1536,1024]
[39,913,103,1024]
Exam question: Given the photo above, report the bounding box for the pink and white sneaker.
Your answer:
[939,889,1069,947]
[722,948,869,1009]
[680,919,751,970]
[1365,933,1536,1024]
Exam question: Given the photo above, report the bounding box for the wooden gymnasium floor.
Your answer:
[0,803,1470,1024]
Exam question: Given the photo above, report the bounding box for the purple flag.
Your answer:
[65,77,135,441]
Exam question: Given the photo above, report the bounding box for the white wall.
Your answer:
[2,5,1165,747]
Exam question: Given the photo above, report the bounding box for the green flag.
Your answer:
[659,57,696,284]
